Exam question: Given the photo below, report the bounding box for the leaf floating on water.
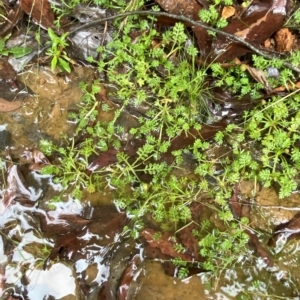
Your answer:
[0,98,22,112]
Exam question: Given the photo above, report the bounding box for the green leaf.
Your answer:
[8,46,32,58]
[58,57,71,73]
[51,55,58,70]
[0,39,5,52]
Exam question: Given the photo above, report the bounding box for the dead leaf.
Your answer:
[20,0,54,29]
[269,211,300,247]
[229,183,243,218]
[0,165,33,214]
[274,28,294,52]
[221,6,235,19]
[0,3,23,38]
[155,0,212,60]
[243,64,272,93]
[141,228,192,261]
[87,149,118,172]
[0,58,17,81]
[247,229,273,267]
[45,231,84,267]
[0,98,22,112]
[211,0,289,62]
[272,82,300,92]
[118,255,140,300]
[37,212,90,235]
[20,149,51,171]
[264,38,274,50]
[228,183,273,266]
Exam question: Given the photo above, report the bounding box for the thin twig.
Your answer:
[68,10,300,74]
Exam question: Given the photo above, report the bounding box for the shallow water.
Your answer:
[1,66,300,300]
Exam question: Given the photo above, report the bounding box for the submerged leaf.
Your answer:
[269,211,300,247]
[0,165,33,214]
[141,228,192,261]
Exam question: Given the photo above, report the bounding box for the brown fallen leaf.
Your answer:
[20,149,51,171]
[87,149,118,172]
[20,0,54,29]
[271,82,300,92]
[96,84,118,109]
[268,211,300,247]
[141,228,192,261]
[155,0,212,59]
[247,229,273,267]
[37,211,91,235]
[212,0,289,62]
[244,64,272,93]
[0,98,22,112]
[229,183,243,219]
[274,28,294,52]
[0,3,23,38]
[45,231,85,268]
[0,165,33,214]
[177,202,204,261]
[118,254,140,300]
[0,58,19,90]
[221,6,235,20]
[228,183,273,266]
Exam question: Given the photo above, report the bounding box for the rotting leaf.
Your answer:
[274,27,294,52]
[88,212,128,242]
[20,150,51,171]
[118,254,140,300]
[211,0,289,62]
[45,231,84,267]
[229,183,273,266]
[268,211,300,247]
[141,228,192,261]
[229,183,243,219]
[37,212,90,235]
[221,6,236,20]
[0,58,20,90]
[177,203,204,262]
[155,0,212,59]
[0,3,23,38]
[243,64,272,93]
[0,98,22,112]
[247,229,273,267]
[20,0,54,29]
[0,58,17,81]
[87,149,118,172]
[0,165,33,214]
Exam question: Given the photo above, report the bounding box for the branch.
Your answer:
[69,10,300,74]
